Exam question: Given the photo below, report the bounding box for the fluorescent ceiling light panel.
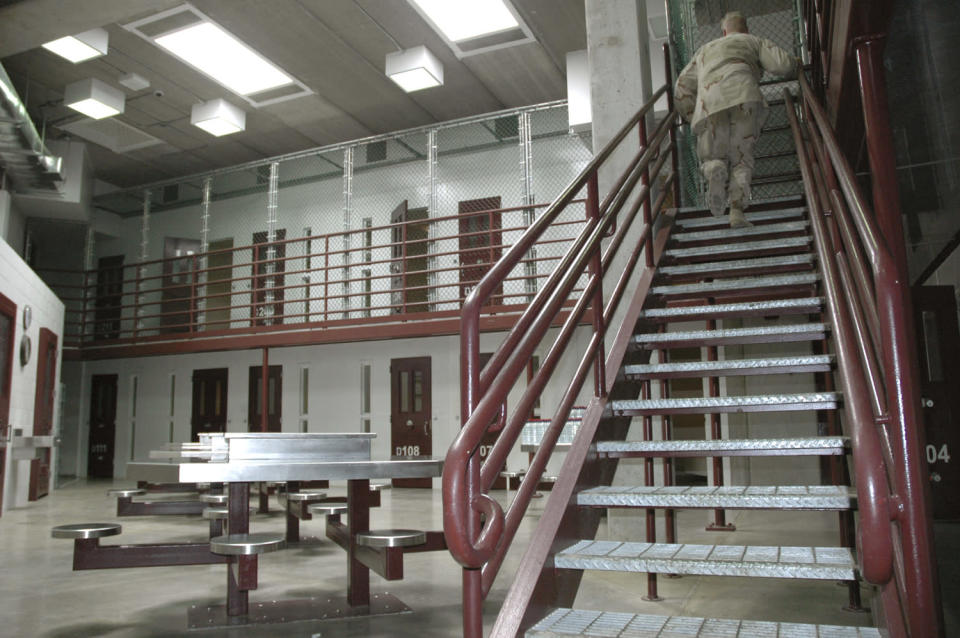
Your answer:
[42,28,109,63]
[409,0,518,42]
[191,98,245,136]
[118,72,151,91]
[64,78,125,119]
[155,22,292,95]
[386,46,443,92]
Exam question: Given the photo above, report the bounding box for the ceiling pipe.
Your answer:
[0,61,64,194]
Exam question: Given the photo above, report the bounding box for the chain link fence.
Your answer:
[668,0,804,207]
[83,102,591,342]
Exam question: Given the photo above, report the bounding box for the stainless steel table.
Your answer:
[127,433,443,626]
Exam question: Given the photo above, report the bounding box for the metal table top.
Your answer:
[127,457,443,483]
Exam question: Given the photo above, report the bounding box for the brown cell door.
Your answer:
[459,196,503,306]
[913,285,960,519]
[252,229,286,325]
[161,237,201,333]
[206,238,234,331]
[29,328,58,500]
[248,365,282,432]
[87,374,118,479]
[94,255,124,340]
[390,356,432,488]
[476,352,509,489]
[390,200,431,314]
[0,293,16,514]
[191,368,229,440]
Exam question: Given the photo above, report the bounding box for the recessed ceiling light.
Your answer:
[42,28,109,63]
[154,21,292,96]
[386,46,443,92]
[63,78,125,119]
[191,98,245,136]
[408,0,519,42]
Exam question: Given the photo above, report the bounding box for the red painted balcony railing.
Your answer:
[786,75,942,636]
[47,201,590,351]
[443,50,680,634]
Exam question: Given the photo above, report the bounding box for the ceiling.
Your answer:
[0,0,592,189]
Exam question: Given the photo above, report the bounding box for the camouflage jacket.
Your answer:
[674,33,795,134]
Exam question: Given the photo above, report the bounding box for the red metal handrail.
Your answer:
[786,74,942,636]
[443,74,678,636]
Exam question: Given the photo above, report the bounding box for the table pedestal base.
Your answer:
[186,591,411,630]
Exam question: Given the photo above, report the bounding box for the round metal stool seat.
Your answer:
[52,523,122,539]
[308,503,348,517]
[355,529,426,548]
[107,488,145,498]
[202,507,229,520]
[200,493,229,504]
[285,491,327,502]
[210,533,286,556]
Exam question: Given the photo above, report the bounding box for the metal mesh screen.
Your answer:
[668,0,804,207]
[87,101,594,341]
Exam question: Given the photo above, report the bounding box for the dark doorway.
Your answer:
[391,201,430,314]
[94,255,124,340]
[0,293,16,514]
[248,365,282,432]
[458,196,503,305]
[390,356,432,488]
[913,285,960,519]
[29,328,57,500]
[191,368,228,440]
[161,237,201,333]
[478,352,508,489]
[252,229,286,325]
[206,238,234,331]
[87,374,118,479]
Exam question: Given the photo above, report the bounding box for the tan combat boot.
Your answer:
[729,207,753,229]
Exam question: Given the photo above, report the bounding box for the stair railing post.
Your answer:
[638,118,654,268]
[855,34,944,637]
[586,172,606,397]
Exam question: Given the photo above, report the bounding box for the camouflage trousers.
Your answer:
[696,102,764,216]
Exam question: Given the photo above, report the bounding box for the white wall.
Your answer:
[0,236,65,513]
[69,325,594,482]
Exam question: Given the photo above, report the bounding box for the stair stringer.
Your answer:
[489,212,677,638]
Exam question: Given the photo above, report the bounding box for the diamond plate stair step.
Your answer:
[554,541,856,580]
[657,253,815,278]
[651,273,819,297]
[596,436,849,458]
[675,195,803,218]
[624,355,834,379]
[665,236,813,262]
[527,609,882,637]
[577,485,855,510]
[639,297,824,322]
[675,206,807,230]
[610,392,839,416]
[632,323,828,349]
[672,220,809,243]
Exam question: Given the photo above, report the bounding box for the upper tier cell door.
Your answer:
[458,196,503,306]
[29,328,58,500]
[252,229,286,326]
[0,292,16,515]
[390,200,431,314]
[161,237,201,334]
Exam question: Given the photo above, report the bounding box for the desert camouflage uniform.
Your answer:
[674,32,795,215]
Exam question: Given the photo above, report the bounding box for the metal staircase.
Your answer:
[442,38,941,638]
[524,199,878,637]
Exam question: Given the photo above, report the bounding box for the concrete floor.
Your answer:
[0,480,954,637]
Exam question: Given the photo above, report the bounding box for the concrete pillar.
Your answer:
[586,0,658,540]
[586,0,653,189]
